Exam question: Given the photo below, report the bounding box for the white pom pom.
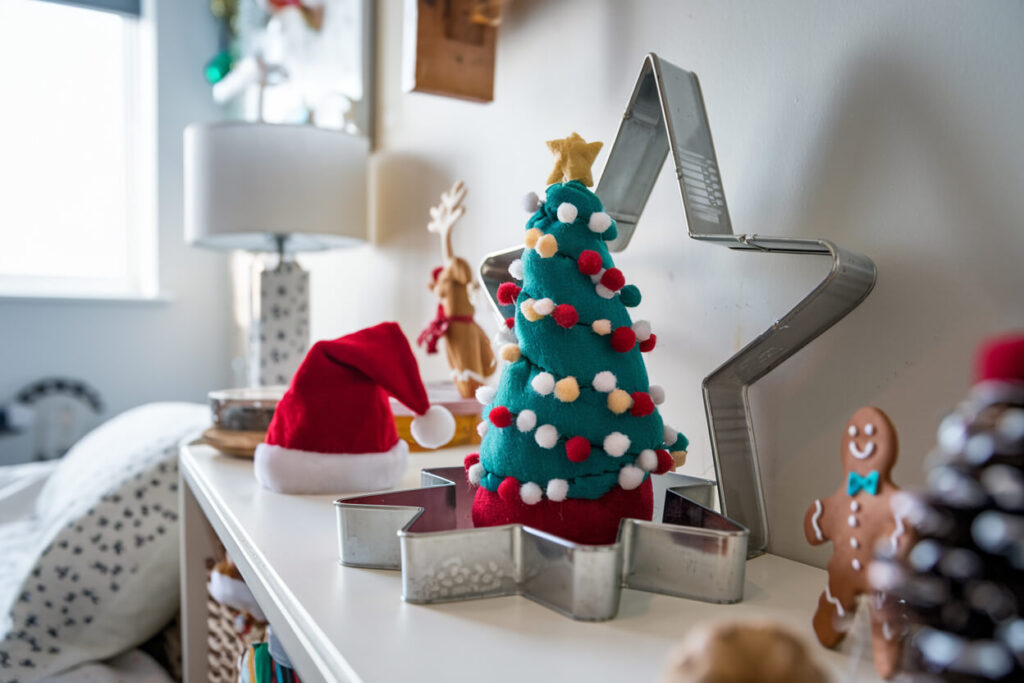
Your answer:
[603,431,630,457]
[522,191,542,213]
[595,284,615,299]
[533,298,555,316]
[508,258,524,280]
[649,385,665,405]
[546,479,569,502]
[590,269,605,284]
[664,425,679,447]
[468,462,484,485]
[618,465,645,490]
[531,372,555,395]
[535,424,559,449]
[637,449,658,471]
[556,202,578,223]
[589,211,612,233]
[476,421,489,438]
[475,385,496,405]
[592,319,612,336]
[410,405,456,449]
[520,481,543,505]
[631,320,652,341]
[593,371,617,393]
[516,409,537,432]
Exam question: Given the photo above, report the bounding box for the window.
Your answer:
[0,0,155,299]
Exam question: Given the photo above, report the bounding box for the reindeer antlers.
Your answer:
[428,180,467,262]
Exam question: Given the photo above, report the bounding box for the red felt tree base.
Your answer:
[471,479,654,545]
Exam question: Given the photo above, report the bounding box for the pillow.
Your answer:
[0,402,208,682]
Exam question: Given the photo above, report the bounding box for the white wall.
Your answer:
[0,1,231,465]
[307,0,1024,565]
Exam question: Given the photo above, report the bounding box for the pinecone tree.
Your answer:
[872,335,1024,681]
[464,133,688,545]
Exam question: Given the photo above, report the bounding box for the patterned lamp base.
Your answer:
[250,260,309,387]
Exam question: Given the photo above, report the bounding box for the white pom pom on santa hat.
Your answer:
[411,405,457,449]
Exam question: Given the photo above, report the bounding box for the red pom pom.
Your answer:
[630,392,655,417]
[464,452,480,470]
[505,317,515,329]
[610,327,636,353]
[975,334,1024,384]
[639,333,657,352]
[600,268,625,291]
[552,304,579,329]
[654,449,674,475]
[577,250,603,275]
[489,406,512,428]
[497,282,521,306]
[565,436,591,463]
[498,476,520,504]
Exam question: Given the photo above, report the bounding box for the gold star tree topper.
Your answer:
[546,132,603,187]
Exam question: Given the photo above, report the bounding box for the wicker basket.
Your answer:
[206,576,267,683]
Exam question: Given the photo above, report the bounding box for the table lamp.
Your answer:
[184,122,369,386]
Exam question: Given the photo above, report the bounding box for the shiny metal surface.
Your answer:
[480,54,877,555]
[335,467,747,621]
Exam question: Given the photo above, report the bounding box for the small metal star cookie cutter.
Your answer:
[480,53,876,555]
[335,466,747,621]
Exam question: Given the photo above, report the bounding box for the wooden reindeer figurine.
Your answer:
[418,181,496,398]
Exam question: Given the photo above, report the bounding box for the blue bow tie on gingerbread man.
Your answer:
[847,469,880,496]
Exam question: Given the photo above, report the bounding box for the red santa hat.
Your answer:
[254,322,456,494]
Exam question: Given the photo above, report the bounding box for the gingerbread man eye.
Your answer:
[865,423,876,436]
[848,425,858,437]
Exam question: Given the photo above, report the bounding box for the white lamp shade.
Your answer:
[184,122,369,252]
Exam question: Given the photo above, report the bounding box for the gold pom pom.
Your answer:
[520,298,542,322]
[536,234,558,258]
[671,450,687,469]
[592,319,611,335]
[500,344,521,362]
[554,376,580,403]
[607,389,633,414]
[524,227,543,249]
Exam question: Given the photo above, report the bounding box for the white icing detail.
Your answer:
[882,621,893,641]
[890,512,907,554]
[848,515,858,527]
[824,586,846,618]
[865,423,876,436]
[850,537,860,549]
[811,499,825,541]
[850,500,860,512]
[848,425,858,437]
[454,368,490,383]
[852,558,862,571]
[848,439,876,460]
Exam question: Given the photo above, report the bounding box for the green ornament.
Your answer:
[204,51,233,85]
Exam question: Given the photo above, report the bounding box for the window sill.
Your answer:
[0,291,174,305]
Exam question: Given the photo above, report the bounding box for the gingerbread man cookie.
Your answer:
[804,406,908,678]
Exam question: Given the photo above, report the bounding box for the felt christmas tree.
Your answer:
[465,133,688,545]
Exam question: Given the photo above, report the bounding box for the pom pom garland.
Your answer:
[610,327,637,352]
[630,392,655,417]
[554,377,580,403]
[600,268,625,292]
[475,385,496,405]
[489,406,512,428]
[505,317,515,329]
[467,462,484,485]
[546,479,569,502]
[577,250,603,275]
[536,234,559,258]
[607,389,633,415]
[411,405,457,448]
[639,334,657,353]
[531,372,555,395]
[498,476,519,504]
[520,299,542,322]
[649,384,665,405]
[590,270,605,284]
[593,371,617,393]
[619,284,642,307]
[521,191,542,213]
[533,298,555,316]
[552,304,579,329]
[664,425,679,447]
[508,258,524,280]
[535,424,559,449]
[595,284,615,299]
[588,211,612,233]
[618,465,645,491]
[516,409,537,432]
[631,320,652,341]
[476,421,489,438]
[556,202,578,223]
[604,431,631,457]
[637,449,658,472]
[565,436,591,463]
[500,344,521,362]
[520,481,543,505]
[524,227,543,249]
[592,319,612,335]
[497,282,521,305]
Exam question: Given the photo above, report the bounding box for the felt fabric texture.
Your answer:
[472,166,687,543]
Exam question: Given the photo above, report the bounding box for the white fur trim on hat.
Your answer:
[255,439,409,494]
